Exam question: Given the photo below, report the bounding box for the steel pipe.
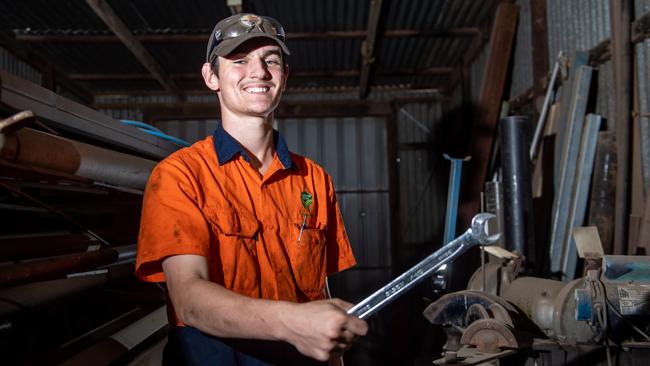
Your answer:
[0,232,98,261]
[0,245,135,288]
[1,127,156,189]
[0,263,133,318]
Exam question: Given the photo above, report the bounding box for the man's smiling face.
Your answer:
[214,38,288,119]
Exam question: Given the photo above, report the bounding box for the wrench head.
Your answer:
[469,213,501,245]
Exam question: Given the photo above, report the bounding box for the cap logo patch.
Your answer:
[239,14,262,29]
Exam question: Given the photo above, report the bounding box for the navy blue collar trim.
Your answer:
[212,123,293,169]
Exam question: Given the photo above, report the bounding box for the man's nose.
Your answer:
[249,59,271,79]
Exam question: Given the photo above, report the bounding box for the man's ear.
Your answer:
[282,64,289,91]
[202,62,220,91]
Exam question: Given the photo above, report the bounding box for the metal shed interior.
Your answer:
[1,0,650,365]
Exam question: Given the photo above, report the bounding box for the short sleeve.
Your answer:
[324,175,356,275]
[135,159,212,282]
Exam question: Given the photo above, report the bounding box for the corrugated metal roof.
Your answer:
[0,0,107,32]
[107,0,230,31]
[251,0,369,32]
[0,0,497,94]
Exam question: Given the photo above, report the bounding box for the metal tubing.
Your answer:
[553,52,589,185]
[0,128,156,189]
[0,233,98,261]
[549,65,593,280]
[0,245,135,288]
[443,154,470,244]
[587,132,617,254]
[0,263,133,318]
[560,114,602,280]
[499,116,535,260]
[530,51,563,161]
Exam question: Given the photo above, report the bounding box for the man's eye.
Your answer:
[266,59,280,65]
[233,60,246,64]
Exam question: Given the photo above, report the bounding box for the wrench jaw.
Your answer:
[470,213,501,246]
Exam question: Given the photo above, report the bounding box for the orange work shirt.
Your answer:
[135,125,356,324]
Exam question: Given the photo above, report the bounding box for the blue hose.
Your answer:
[121,119,191,147]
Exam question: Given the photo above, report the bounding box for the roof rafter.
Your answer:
[13,28,480,43]
[0,34,94,103]
[68,67,453,81]
[84,0,182,98]
[359,0,384,98]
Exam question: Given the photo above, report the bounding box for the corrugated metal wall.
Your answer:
[469,43,489,105]
[277,116,392,301]
[0,46,42,85]
[547,0,611,66]
[396,102,445,249]
[509,0,534,99]
[546,0,614,124]
[157,119,219,143]
[636,0,650,191]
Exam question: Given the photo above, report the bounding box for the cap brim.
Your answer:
[215,34,291,58]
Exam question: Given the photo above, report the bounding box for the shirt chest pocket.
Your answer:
[204,206,260,293]
[286,216,327,297]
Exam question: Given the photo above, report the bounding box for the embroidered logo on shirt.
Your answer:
[298,190,313,242]
[301,191,313,210]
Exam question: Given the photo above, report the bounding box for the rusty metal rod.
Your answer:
[0,245,135,288]
[0,232,98,261]
[0,263,133,318]
[0,127,156,190]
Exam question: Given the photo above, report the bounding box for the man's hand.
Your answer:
[279,298,368,362]
[163,255,366,362]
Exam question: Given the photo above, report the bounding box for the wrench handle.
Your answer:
[347,229,478,319]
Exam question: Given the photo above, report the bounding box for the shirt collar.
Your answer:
[212,123,293,169]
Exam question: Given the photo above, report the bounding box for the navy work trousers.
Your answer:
[163,326,328,366]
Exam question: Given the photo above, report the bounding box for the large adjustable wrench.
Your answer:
[347,213,501,320]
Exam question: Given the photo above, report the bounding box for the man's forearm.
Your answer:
[162,254,367,361]
[171,276,292,341]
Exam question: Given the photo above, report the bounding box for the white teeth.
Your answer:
[245,87,269,93]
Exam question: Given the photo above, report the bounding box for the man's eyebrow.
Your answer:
[262,50,282,58]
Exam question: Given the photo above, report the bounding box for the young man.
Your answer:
[135,13,367,365]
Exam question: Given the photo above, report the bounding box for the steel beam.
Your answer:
[359,0,384,98]
[84,0,181,98]
[14,28,480,43]
[0,71,178,159]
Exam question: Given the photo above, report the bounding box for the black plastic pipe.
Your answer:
[499,116,536,264]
